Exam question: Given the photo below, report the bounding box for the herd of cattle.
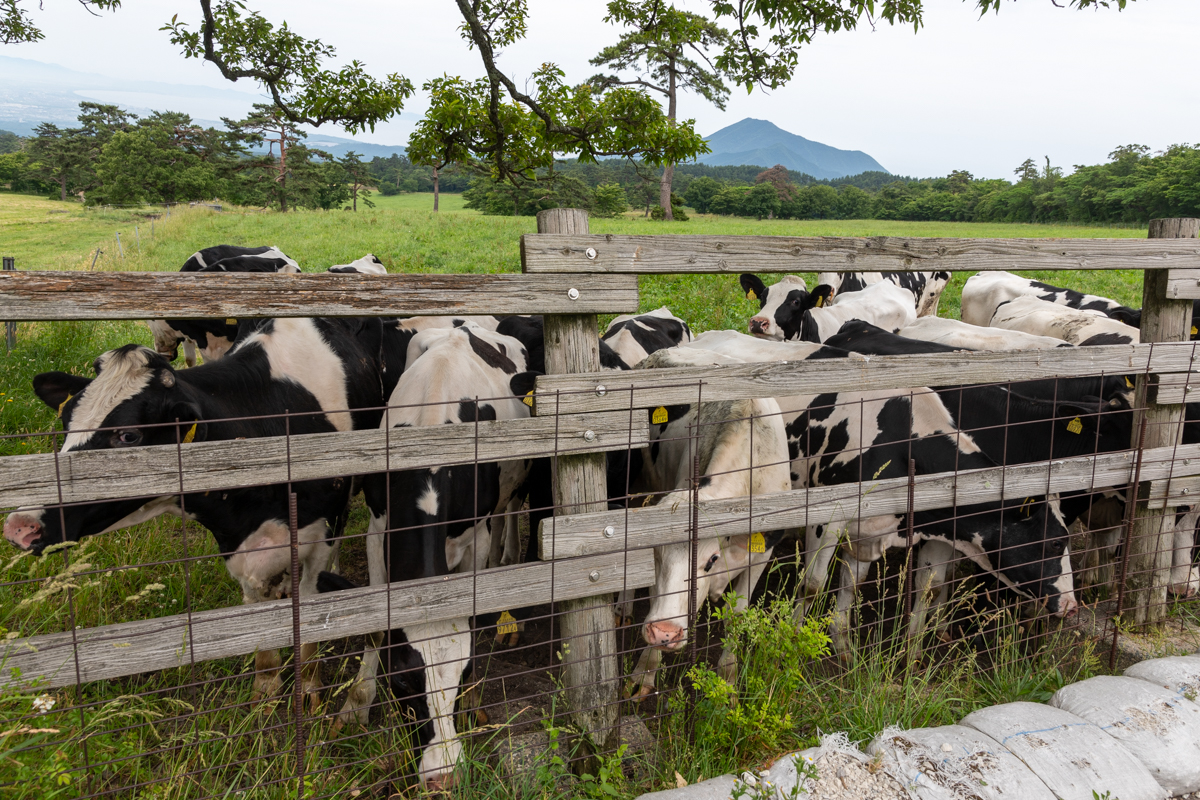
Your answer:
[4,245,1200,789]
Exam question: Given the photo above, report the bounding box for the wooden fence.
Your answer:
[1,213,1199,759]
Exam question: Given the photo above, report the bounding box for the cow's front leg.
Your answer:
[626,645,662,700]
[297,534,333,715]
[831,555,873,661]
[907,540,954,659]
[794,524,839,624]
[716,544,774,683]
[253,649,284,702]
[1169,509,1199,598]
[408,618,471,791]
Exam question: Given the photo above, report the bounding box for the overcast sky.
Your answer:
[9,0,1199,179]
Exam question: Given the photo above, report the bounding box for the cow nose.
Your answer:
[749,316,771,336]
[1057,595,1079,618]
[643,620,686,651]
[423,771,456,792]
[3,513,43,551]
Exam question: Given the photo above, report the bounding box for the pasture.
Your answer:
[0,191,1192,800]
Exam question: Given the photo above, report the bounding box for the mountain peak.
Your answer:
[699,117,886,179]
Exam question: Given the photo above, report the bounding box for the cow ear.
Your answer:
[799,310,823,343]
[510,371,541,407]
[739,274,767,303]
[810,285,834,309]
[1106,307,1141,328]
[169,402,207,443]
[33,372,92,413]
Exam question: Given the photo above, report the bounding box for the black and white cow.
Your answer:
[816,270,952,318]
[180,244,299,273]
[961,270,1200,338]
[330,322,535,790]
[791,388,1078,655]
[327,254,387,275]
[3,317,389,708]
[795,279,918,343]
[739,274,828,340]
[601,306,693,367]
[897,317,1071,351]
[149,246,301,367]
[986,295,1139,346]
[624,345,794,698]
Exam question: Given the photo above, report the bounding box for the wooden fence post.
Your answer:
[1126,217,1200,627]
[538,208,621,762]
[3,257,14,352]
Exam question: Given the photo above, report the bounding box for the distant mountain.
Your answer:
[699,118,887,179]
[0,56,408,158]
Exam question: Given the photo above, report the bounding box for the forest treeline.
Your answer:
[1,102,1197,225]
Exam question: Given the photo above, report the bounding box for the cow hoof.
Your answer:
[624,681,654,701]
[505,631,521,647]
[717,654,738,684]
[251,675,284,704]
[305,691,322,717]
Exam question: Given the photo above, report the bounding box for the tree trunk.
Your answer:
[278,130,288,214]
[433,165,440,212]
[59,177,66,203]
[352,184,358,212]
[658,62,677,221]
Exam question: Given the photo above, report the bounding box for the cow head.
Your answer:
[4,346,204,553]
[972,497,1078,618]
[642,526,758,652]
[740,274,831,340]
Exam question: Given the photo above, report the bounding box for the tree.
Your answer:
[742,183,779,219]
[338,151,376,211]
[1014,158,1039,183]
[683,175,721,213]
[755,164,797,202]
[0,130,21,154]
[592,182,629,217]
[227,104,308,212]
[25,123,87,201]
[591,1,729,220]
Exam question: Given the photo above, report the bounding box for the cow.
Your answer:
[2,317,390,710]
[898,317,1070,351]
[149,246,301,368]
[986,295,1139,346]
[328,322,537,790]
[961,271,1200,337]
[791,388,1078,657]
[816,270,952,318]
[180,244,299,273]
[624,345,793,699]
[600,306,693,367]
[794,280,918,343]
[327,254,387,275]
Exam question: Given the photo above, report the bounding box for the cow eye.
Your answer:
[113,429,143,446]
[703,553,720,572]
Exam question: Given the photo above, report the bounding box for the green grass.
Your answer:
[0,190,1179,798]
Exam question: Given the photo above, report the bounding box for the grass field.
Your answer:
[0,190,1177,799]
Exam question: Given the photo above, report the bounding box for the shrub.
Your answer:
[592,182,628,218]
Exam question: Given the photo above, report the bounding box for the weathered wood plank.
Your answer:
[521,234,1200,274]
[1151,372,1200,405]
[0,411,649,509]
[0,271,639,320]
[1165,269,1200,300]
[541,444,1200,558]
[0,550,655,690]
[532,342,1200,416]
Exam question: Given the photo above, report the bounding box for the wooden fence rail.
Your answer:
[0,271,638,320]
[521,234,1200,274]
[532,341,1200,416]
[0,550,655,691]
[0,411,648,509]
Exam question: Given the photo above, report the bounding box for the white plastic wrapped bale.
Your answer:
[763,733,908,800]
[631,774,736,800]
[867,724,1055,800]
[1125,654,1200,700]
[960,701,1167,800]
[1050,675,1200,796]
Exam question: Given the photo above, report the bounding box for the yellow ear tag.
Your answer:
[56,393,73,419]
[1192,325,1197,337]
[746,289,756,300]
[814,295,824,308]
[749,532,766,554]
[652,406,669,425]
[182,423,197,444]
[496,611,518,635]
[1125,376,1134,389]
[522,391,534,408]
[1066,417,1083,435]
[1021,497,1035,517]
[226,319,237,326]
